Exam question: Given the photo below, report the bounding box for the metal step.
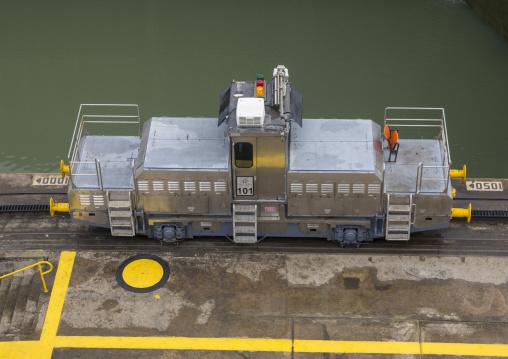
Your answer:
[387,214,410,222]
[110,219,133,227]
[110,210,132,217]
[108,200,130,208]
[234,215,256,222]
[233,203,257,243]
[388,205,411,212]
[386,233,410,241]
[386,193,412,242]
[234,225,257,234]
[111,228,135,237]
[234,204,257,212]
[387,224,410,231]
[233,235,257,244]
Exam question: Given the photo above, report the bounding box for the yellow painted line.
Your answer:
[294,340,421,354]
[40,251,76,340]
[423,342,508,357]
[0,341,47,359]
[55,336,293,352]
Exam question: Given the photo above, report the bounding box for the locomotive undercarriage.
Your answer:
[137,211,387,246]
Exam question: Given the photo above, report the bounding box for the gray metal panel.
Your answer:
[385,139,447,193]
[289,119,379,173]
[73,136,139,189]
[143,117,230,171]
[291,119,374,142]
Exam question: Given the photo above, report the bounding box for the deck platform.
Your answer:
[385,139,448,193]
[73,136,140,190]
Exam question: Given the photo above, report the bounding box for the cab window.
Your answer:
[234,142,253,168]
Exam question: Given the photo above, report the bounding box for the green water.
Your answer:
[1,0,507,177]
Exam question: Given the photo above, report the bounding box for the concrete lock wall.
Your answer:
[467,0,508,42]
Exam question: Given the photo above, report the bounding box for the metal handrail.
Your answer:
[67,104,140,190]
[67,159,104,190]
[0,261,53,292]
[416,162,450,194]
[384,107,452,166]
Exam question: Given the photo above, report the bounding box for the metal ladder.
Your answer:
[232,204,257,243]
[385,193,412,241]
[108,191,135,237]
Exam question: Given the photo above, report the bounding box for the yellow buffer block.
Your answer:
[450,164,466,183]
[50,197,70,217]
[60,160,70,178]
[451,203,471,223]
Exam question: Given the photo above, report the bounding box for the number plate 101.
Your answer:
[236,176,254,196]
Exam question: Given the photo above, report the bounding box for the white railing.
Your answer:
[384,107,451,167]
[384,107,451,195]
[67,104,140,189]
[416,163,450,194]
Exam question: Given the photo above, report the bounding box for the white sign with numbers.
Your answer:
[32,175,69,186]
[236,176,254,196]
[466,181,503,191]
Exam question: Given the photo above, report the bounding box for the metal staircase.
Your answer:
[108,191,135,237]
[232,204,258,243]
[385,193,412,241]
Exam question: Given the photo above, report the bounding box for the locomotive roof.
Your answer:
[137,117,230,171]
[289,119,383,173]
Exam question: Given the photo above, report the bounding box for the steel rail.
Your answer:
[2,231,508,256]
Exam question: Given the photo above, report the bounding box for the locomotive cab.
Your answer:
[218,66,302,242]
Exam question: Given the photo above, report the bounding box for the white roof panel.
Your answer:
[143,117,230,171]
[289,119,381,173]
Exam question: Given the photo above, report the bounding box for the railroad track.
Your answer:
[1,229,508,257]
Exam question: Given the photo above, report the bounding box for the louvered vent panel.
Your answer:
[337,184,350,194]
[214,182,227,192]
[79,195,91,206]
[152,181,165,191]
[321,184,334,194]
[306,183,318,193]
[199,182,212,191]
[290,183,303,193]
[137,181,149,192]
[168,181,180,192]
[353,184,366,194]
[184,182,197,192]
[92,195,105,206]
[368,183,381,194]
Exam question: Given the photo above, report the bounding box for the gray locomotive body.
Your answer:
[64,66,453,245]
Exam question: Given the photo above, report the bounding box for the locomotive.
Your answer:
[51,65,465,245]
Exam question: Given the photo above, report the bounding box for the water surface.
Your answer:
[1,0,507,177]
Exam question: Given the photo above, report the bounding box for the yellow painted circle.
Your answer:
[122,259,164,288]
